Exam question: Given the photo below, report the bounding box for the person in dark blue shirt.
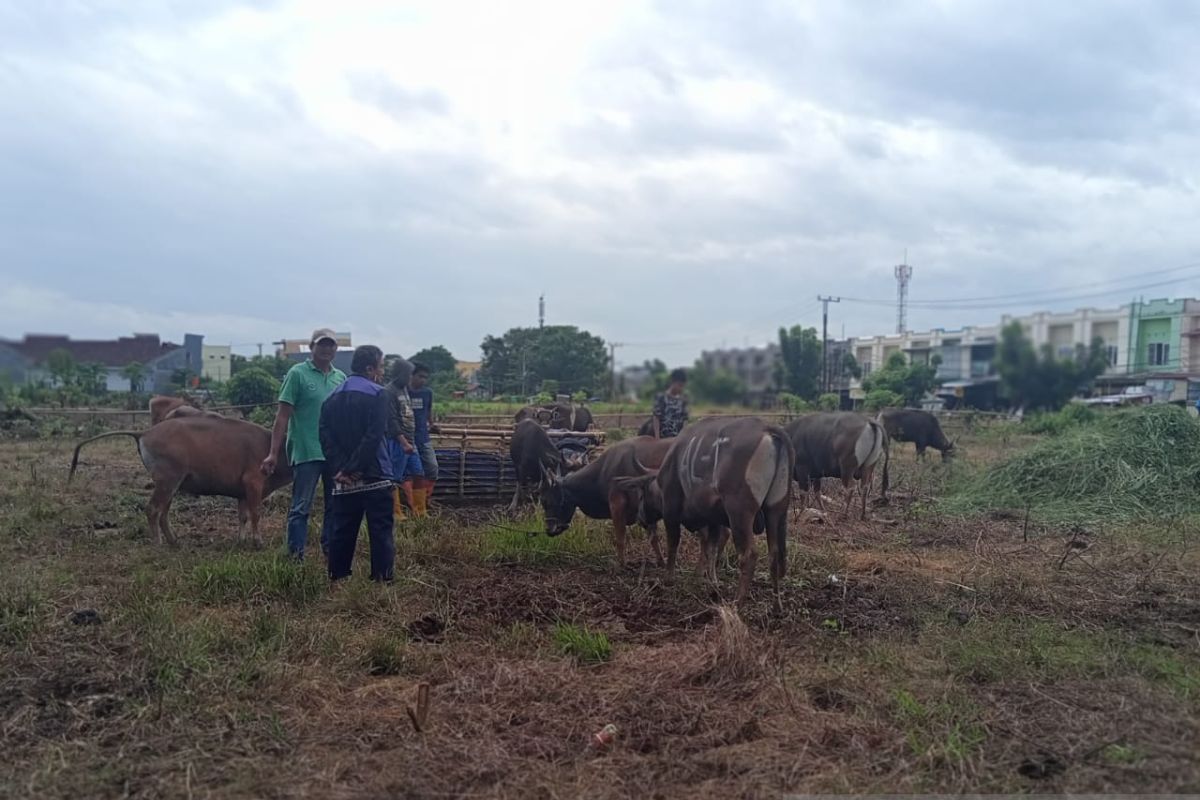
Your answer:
[409,361,439,516]
[319,345,394,582]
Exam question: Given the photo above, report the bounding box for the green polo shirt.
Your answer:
[279,359,346,465]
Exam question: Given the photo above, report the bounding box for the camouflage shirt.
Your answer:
[653,391,689,438]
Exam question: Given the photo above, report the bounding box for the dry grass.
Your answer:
[0,432,1198,797]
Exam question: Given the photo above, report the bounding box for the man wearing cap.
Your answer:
[261,328,347,560]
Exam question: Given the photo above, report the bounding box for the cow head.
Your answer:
[538,465,576,537]
[941,439,957,462]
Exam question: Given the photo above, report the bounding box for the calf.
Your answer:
[877,408,955,461]
[69,415,293,545]
[539,435,672,566]
[634,417,793,601]
[785,412,888,520]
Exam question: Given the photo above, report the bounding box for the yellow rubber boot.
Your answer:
[412,487,428,517]
[392,486,406,521]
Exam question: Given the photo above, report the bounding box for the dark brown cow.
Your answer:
[69,415,293,545]
[877,408,955,461]
[514,403,593,431]
[508,419,588,512]
[785,412,888,520]
[539,435,672,566]
[634,417,793,602]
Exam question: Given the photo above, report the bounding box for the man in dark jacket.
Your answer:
[319,345,395,582]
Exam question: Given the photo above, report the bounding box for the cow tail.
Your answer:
[879,423,891,500]
[69,431,143,483]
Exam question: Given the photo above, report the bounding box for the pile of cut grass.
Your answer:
[942,404,1200,523]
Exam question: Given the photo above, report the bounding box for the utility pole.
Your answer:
[608,342,625,401]
[817,296,841,394]
[256,343,263,358]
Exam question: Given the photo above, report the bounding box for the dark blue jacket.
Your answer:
[411,387,434,444]
[319,375,392,481]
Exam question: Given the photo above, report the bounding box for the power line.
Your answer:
[841,272,1200,312]
[839,261,1200,309]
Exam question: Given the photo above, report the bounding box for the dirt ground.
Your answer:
[1,432,1198,798]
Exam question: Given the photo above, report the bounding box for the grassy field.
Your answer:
[1,424,1198,797]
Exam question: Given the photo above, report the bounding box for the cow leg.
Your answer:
[607,491,628,568]
[147,476,182,546]
[237,498,249,541]
[859,464,875,521]
[508,483,522,514]
[728,511,758,604]
[702,524,722,585]
[716,526,731,571]
[245,481,265,546]
[646,521,664,567]
[664,519,683,581]
[765,502,788,592]
[841,476,855,518]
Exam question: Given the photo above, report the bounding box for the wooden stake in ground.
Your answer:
[406,683,431,733]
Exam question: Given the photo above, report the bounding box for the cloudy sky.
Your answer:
[2,0,1199,367]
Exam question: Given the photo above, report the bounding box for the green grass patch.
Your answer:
[0,583,44,644]
[480,516,613,565]
[191,552,325,606]
[941,405,1200,523]
[892,687,985,767]
[363,634,409,675]
[552,622,612,664]
[929,616,1200,700]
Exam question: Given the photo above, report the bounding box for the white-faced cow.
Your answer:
[785,412,888,520]
[877,408,955,461]
[631,417,793,602]
[539,435,672,567]
[508,419,589,512]
[69,415,294,545]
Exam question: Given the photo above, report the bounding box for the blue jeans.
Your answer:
[328,487,395,581]
[286,460,335,558]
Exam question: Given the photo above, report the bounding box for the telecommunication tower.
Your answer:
[894,263,913,334]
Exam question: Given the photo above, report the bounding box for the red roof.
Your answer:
[3,334,179,367]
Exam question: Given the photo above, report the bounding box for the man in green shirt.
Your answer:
[261,328,347,559]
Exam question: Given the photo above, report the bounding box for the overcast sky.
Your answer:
[2,0,1199,367]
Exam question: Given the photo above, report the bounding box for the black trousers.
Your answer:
[327,487,395,582]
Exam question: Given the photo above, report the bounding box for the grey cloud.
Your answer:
[347,73,450,119]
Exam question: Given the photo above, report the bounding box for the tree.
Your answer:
[775,325,822,400]
[637,359,671,400]
[226,368,281,409]
[121,362,147,393]
[995,322,1109,412]
[862,352,940,407]
[689,361,745,405]
[410,345,458,375]
[76,362,107,396]
[479,325,607,397]
[232,354,293,381]
[864,389,905,412]
[45,348,76,388]
[817,392,841,411]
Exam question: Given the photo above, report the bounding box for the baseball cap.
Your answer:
[310,328,338,345]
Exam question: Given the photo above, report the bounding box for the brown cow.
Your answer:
[633,417,793,602]
[785,412,888,519]
[149,395,203,425]
[69,415,293,545]
[539,435,672,566]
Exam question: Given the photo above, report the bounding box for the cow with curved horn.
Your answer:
[508,419,589,512]
[626,417,794,602]
[538,435,672,567]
